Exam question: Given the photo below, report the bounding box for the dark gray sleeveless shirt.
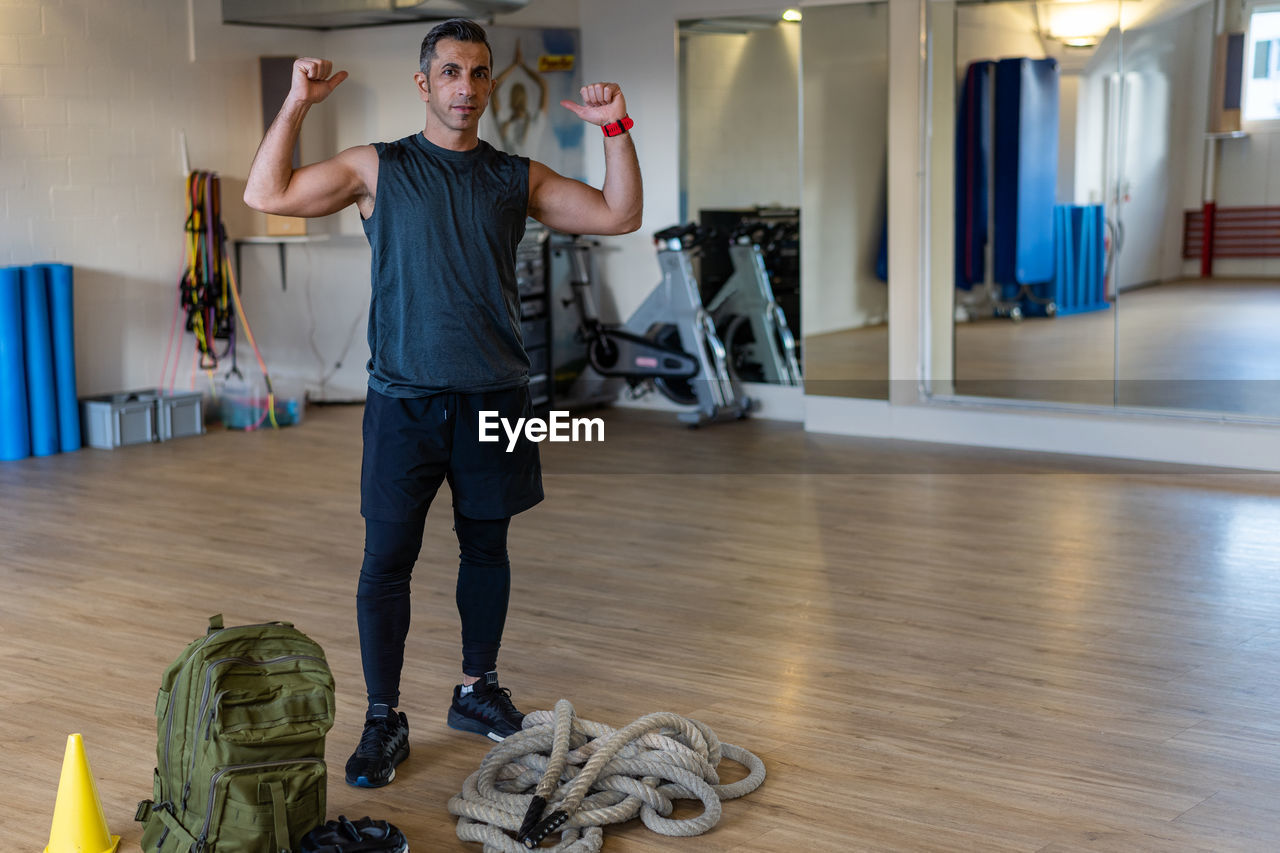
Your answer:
[362,133,530,397]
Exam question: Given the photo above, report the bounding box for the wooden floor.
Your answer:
[5,405,1280,851]
[804,279,1280,416]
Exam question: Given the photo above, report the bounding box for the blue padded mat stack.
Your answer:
[993,58,1058,294]
[955,61,993,292]
[1051,205,1109,316]
[0,264,81,461]
[956,58,1068,315]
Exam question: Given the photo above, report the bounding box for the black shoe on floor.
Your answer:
[344,704,409,788]
[447,672,525,742]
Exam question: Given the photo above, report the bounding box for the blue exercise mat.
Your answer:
[44,263,80,452]
[1049,205,1109,316]
[21,265,58,457]
[0,267,30,461]
[955,61,993,291]
[993,58,1058,289]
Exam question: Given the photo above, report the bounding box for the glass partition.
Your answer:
[928,0,1123,407]
[798,2,891,400]
[1114,0,1280,418]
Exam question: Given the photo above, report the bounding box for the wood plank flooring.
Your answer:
[3,405,1280,851]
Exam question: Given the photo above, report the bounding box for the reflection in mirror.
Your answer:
[1115,0,1280,418]
[799,2,890,399]
[941,0,1121,406]
[677,14,804,387]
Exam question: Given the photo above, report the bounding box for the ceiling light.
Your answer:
[782,9,802,23]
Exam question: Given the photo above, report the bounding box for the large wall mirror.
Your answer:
[928,0,1280,419]
[678,3,890,399]
[1114,0,1280,418]
[931,0,1123,407]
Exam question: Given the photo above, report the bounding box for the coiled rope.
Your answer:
[448,699,766,852]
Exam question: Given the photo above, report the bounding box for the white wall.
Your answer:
[954,3,1045,68]
[1215,0,1280,276]
[1074,31,1119,211]
[1,0,323,396]
[1214,132,1280,278]
[1110,3,1213,288]
[681,25,801,219]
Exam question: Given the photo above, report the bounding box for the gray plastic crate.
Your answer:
[157,390,204,441]
[80,389,204,449]
[81,391,157,449]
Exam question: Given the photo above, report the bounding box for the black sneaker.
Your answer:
[344,704,409,788]
[301,815,408,853]
[447,672,525,742]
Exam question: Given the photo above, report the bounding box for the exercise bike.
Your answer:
[560,225,753,425]
[705,221,803,385]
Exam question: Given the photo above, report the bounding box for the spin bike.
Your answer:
[705,221,803,385]
[562,224,753,425]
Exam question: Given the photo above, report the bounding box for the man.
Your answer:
[244,18,642,788]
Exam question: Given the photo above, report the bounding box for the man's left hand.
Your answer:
[560,82,627,126]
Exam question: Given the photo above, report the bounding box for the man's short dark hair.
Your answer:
[420,18,492,75]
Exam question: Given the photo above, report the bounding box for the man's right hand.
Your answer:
[289,58,348,106]
[245,56,374,218]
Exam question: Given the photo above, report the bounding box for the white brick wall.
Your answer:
[2,0,322,394]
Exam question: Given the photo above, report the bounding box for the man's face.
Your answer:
[415,38,493,132]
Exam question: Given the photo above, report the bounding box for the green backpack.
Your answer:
[136,616,335,853]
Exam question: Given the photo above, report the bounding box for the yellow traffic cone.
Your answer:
[43,733,120,853]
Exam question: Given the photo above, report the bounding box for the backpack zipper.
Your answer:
[162,626,230,796]
[182,653,327,812]
[192,757,324,853]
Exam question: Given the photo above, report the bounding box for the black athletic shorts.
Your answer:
[360,385,544,522]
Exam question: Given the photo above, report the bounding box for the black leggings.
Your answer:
[357,508,511,708]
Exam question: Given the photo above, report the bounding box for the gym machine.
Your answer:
[560,225,753,425]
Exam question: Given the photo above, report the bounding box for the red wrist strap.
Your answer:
[602,116,634,137]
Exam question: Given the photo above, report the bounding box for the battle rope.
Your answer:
[448,699,766,853]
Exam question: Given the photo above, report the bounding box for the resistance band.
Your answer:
[164,171,279,429]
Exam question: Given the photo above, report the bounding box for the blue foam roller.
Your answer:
[0,267,30,461]
[993,58,1059,287]
[44,263,80,452]
[21,265,58,457]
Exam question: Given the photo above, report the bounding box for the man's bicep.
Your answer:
[527,162,612,235]
[269,145,376,218]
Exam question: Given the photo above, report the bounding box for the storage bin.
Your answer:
[81,391,157,449]
[80,389,206,449]
[157,390,205,441]
[218,378,305,430]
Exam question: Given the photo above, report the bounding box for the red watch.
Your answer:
[602,116,634,137]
